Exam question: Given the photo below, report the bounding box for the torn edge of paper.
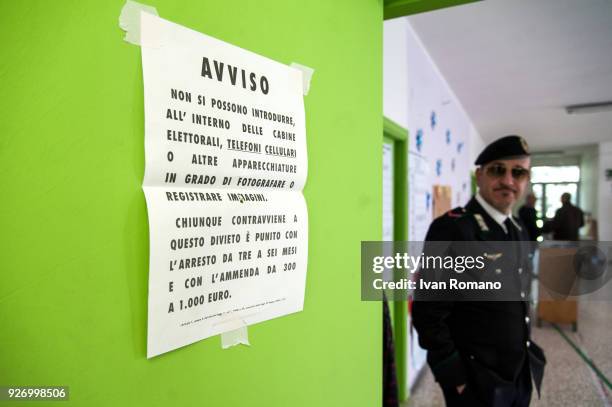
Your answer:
[221,326,250,349]
[290,63,315,96]
[119,0,159,46]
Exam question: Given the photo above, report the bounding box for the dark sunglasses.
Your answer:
[485,163,530,180]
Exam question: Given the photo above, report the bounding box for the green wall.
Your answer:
[0,1,382,406]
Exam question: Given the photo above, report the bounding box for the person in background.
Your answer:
[518,193,541,241]
[547,193,584,241]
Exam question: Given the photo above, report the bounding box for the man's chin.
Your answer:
[491,198,514,213]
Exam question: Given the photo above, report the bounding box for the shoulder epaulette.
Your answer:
[446,207,466,218]
[473,213,490,232]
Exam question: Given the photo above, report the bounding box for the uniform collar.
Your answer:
[475,192,521,233]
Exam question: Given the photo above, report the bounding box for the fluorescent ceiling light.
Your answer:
[565,101,612,114]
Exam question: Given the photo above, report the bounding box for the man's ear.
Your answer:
[474,167,484,192]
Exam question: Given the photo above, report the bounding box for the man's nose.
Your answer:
[501,169,515,187]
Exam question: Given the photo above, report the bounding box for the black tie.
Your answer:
[504,218,518,241]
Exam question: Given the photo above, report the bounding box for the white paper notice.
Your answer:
[140,13,308,358]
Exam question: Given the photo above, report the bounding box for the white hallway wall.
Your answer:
[384,16,485,394]
[384,18,409,128]
[404,20,482,230]
[384,17,485,234]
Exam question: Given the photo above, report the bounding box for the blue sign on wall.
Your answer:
[416,129,423,152]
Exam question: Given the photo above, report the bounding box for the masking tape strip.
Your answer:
[290,63,315,96]
[216,316,251,349]
[119,0,159,46]
[221,326,250,349]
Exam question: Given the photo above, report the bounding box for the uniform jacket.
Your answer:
[412,197,546,405]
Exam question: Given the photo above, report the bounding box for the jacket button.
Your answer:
[469,355,475,360]
[525,316,530,324]
[520,292,526,299]
[526,341,531,347]
[518,268,523,274]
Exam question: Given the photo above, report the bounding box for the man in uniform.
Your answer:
[412,135,546,407]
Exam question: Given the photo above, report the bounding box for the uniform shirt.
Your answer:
[475,192,522,234]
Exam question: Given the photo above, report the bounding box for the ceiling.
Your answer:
[407,0,612,152]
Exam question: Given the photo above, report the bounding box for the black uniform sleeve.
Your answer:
[412,301,467,388]
[412,213,467,389]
